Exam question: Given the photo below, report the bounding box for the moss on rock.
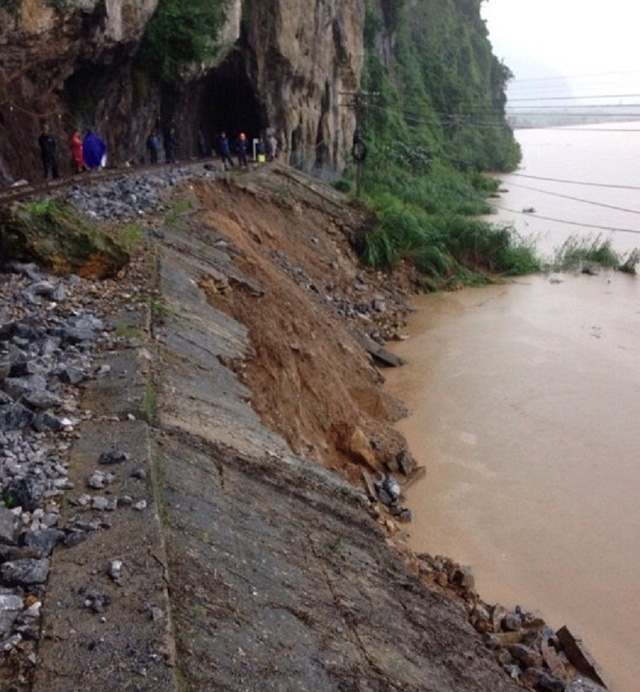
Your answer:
[0,199,130,279]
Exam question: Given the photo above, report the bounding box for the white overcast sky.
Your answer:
[481,0,640,99]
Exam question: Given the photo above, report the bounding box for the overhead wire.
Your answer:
[491,205,640,236]
[364,101,640,133]
[504,70,640,83]
[508,93,640,103]
[507,173,640,191]
[361,95,640,236]
[501,181,640,215]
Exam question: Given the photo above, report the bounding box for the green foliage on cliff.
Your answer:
[356,0,533,281]
[137,0,230,82]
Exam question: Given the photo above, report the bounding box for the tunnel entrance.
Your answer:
[198,50,265,157]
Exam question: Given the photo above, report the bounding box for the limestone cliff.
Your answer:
[0,0,364,184]
[245,0,363,174]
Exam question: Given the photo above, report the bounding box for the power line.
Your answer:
[513,126,640,132]
[365,101,640,134]
[507,108,640,113]
[503,181,640,215]
[508,173,640,191]
[508,93,640,103]
[507,70,640,84]
[492,205,640,236]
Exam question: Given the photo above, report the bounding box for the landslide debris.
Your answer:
[188,165,418,485]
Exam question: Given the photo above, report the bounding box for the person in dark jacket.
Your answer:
[82,129,106,170]
[146,131,159,164]
[197,129,207,158]
[217,131,234,168]
[164,128,177,164]
[38,126,59,180]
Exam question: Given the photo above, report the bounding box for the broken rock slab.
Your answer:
[557,625,609,689]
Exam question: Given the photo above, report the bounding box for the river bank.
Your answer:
[0,161,608,690]
[385,124,640,692]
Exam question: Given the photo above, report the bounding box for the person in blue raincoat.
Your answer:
[82,129,106,170]
[216,131,234,168]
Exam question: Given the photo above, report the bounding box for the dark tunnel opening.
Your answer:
[198,51,266,157]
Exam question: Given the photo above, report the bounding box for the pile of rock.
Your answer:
[0,262,114,666]
[415,553,608,692]
[64,164,218,221]
[269,248,410,343]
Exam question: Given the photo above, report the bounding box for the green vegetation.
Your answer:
[113,324,145,340]
[328,536,344,553]
[149,296,170,318]
[117,222,143,252]
[619,249,640,275]
[193,603,208,618]
[552,236,619,271]
[353,0,535,284]
[165,198,192,228]
[137,0,231,82]
[359,204,539,282]
[550,236,640,275]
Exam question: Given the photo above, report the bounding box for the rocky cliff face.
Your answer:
[0,0,364,185]
[0,0,158,182]
[245,0,363,174]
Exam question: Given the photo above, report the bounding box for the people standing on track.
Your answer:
[217,132,234,169]
[146,130,159,164]
[82,129,107,170]
[164,128,177,164]
[69,128,85,173]
[38,126,59,180]
[236,132,248,167]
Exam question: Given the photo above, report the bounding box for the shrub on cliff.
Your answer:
[137,0,231,82]
[0,199,130,279]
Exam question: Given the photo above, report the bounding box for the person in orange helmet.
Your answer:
[236,132,248,167]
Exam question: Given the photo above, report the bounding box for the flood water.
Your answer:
[386,124,640,692]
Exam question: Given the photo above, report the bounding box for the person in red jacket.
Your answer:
[69,128,85,173]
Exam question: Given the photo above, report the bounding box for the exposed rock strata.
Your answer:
[0,0,159,181]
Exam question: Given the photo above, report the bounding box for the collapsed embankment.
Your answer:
[130,166,524,691]
[0,163,606,691]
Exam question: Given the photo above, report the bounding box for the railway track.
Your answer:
[0,158,215,206]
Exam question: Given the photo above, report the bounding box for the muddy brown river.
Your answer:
[386,125,640,692]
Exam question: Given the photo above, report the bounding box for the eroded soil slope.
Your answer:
[188,165,416,485]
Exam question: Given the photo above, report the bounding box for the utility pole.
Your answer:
[340,91,377,198]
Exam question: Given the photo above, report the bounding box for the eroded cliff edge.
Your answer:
[0,164,521,691]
